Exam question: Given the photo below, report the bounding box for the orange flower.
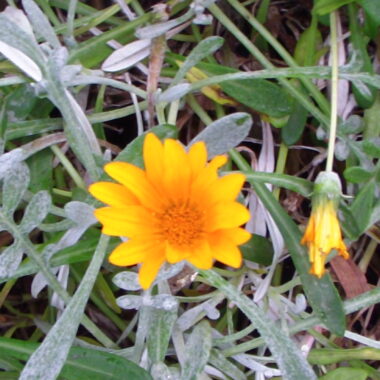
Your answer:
[89,133,251,289]
[301,172,349,278]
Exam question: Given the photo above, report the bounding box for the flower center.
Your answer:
[159,203,204,247]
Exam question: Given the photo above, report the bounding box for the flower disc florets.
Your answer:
[89,133,251,289]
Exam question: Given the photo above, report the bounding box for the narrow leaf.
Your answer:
[2,163,30,218]
[20,191,51,233]
[172,36,224,86]
[181,321,212,380]
[147,295,179,363]
[21,0,61,49]
[0,337,152,380]
[0,241,24,279]
[102,39,151,72]
[190,113,252,158]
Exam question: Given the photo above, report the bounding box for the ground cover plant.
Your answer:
[0,0,379,379]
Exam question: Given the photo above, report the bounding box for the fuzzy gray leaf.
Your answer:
[20,191,51,233]
[190,113,252,158]
[2,162,30,218]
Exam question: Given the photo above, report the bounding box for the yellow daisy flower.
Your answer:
[301,171,349,278]
[89,133,251,289]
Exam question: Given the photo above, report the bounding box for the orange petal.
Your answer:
[188,142,207,178]
[108,239,157,266]
[208,230,244,268]
[89,182,139,207]
[163,139,191,200]
[94,206,156,237]
[186,240,213,269]
[104,162,162,211]
[208,155,227,171]
[165,242,187,264]
[143,133,165,188]
[208,173,246,204]
[213,228,251,245]
[138,249,166,289]
[207,201,251,231]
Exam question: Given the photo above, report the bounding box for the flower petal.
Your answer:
[144,133,165,187]
[188,142,207,178]
[95,206,156,237]
[163,139,191,200]
[104,162,163,211]
[208,155,227,170]
[89,182,139,207]
[208,230,244,268]
[186,240,213,269]
[108,239,156,266]
[208,173,246,204]
[216,227,251,245]
[139,249,166,289]
[207,201,251,231]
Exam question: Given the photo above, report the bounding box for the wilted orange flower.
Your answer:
[89,133,251,289]
[301,172,349,278]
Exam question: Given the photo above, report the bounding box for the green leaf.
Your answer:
[241,234,274,266]
[319,367,369,380]
[231,150,346,336]
[344,166,374,183]
[221,78,291,118]
[362,139,380,158]
[5,85,37,120]
[350,181,375,235]
[313,0,357,15]
[183,58,292,118]
[339,202,361,241]
[27,149,54,193]
[147,295,179,364]
[22,0,61,49]
[0,13,44,68]
[190,113,252,158]
[0,338,152,380]
[0,241,23,279]
[181,321,212,380]
[360,0,380,26]
[294,21,322,66]
[308,347,380,365]
[116,124,178,167]
[282,96,308,145]
[209,349,246,380]
[172,36,224,86]
[2,163,29,218]
[19,191,51,234]
[245,172,313,197]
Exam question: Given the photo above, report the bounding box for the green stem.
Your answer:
[50,145,86,189]
[325,11,339,172]
[186,94,213,125]
[66,0,78,42]
[273,142,288,200]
